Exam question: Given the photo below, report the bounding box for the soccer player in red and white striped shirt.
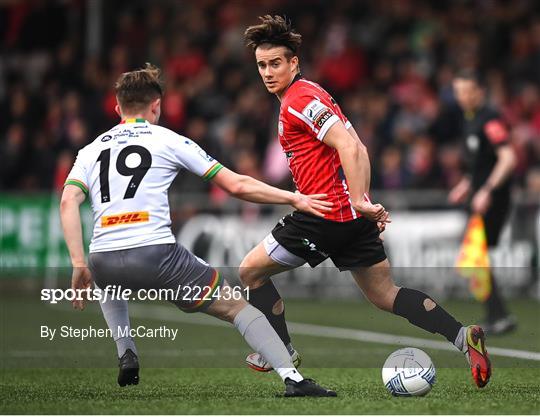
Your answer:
[240,15,491,389]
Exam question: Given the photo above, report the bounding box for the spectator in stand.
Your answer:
[0,0,538,198]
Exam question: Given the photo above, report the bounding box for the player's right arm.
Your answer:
[60,184,93,310]
[60,149,93,310]
[60,185,87,267]
[210,166,332,217]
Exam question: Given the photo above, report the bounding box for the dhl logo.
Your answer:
[101,211,149,227]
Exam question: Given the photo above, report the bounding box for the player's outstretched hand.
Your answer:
[292,192,333,218]
[71,266,93,310]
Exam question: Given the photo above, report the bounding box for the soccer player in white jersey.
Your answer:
[60,63,336,397]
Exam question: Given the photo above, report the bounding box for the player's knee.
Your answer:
[238,260,252,286]
[238,257,264,287]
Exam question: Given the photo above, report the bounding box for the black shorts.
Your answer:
[271,211,387,271]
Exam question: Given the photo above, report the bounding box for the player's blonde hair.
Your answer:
[244,15,302,59]
[115,63,163,112]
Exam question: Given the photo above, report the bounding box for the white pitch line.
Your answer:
[287,322,540,362]
[126,304,540,362]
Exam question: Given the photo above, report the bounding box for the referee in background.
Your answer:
[449,71,517,335]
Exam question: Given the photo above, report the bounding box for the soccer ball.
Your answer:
[382,348,436,396]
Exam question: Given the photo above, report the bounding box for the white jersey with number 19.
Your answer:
[64,118,223,253]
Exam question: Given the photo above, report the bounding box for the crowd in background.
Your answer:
[1,0,539,201]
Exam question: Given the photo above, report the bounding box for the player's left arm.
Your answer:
[346,125,371,195]
[323,121,388,223]
[60,185,92,309]
[472,120,516,214]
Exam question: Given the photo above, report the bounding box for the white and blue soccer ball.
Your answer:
[382,348,436,396]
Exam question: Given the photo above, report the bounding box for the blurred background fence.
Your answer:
[1,190,538,299]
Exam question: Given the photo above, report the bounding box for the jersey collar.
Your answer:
[290,73,302,87]
[281,73,303,101]
[120,118,147,124]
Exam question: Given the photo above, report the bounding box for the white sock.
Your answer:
[233,304,304,382]
[276,367,303,382]
[98,295,137,357]
[454,326,467,353]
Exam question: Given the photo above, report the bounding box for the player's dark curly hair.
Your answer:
[115,63,163,112]
[244,15,302,59]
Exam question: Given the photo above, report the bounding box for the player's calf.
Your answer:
[206,291,336,396]
[205,286,248,323]
[351,260,398,312]
[392,287,463,344]
[205,284,295,375]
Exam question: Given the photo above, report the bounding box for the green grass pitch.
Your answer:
[1,296,539,414]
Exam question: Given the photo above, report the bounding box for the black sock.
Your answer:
[248,280,291,345]
[486,272,508,320]
[392,287,463,344]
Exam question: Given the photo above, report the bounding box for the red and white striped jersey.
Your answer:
[278,76,358,222]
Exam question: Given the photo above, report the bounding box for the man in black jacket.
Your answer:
[449,71,517,335]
